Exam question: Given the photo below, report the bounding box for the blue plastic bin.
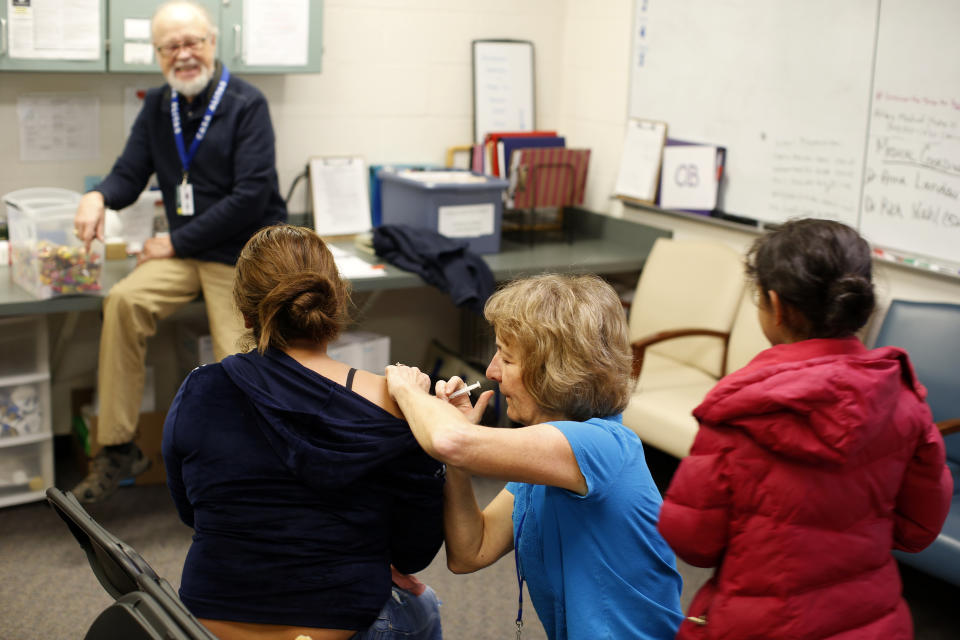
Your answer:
[378,170,509,254]
[369,163,442,227]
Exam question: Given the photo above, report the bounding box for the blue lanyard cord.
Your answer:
[514,508,527,640]
[170,66,231,177]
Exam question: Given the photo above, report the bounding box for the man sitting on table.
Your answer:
[72,0,286,502]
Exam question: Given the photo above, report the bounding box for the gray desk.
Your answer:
[0,211,668,317]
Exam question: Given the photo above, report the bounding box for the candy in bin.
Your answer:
[35,240,102,294]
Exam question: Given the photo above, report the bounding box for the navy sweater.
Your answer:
[161,349,445,630]
[96,63,287,264]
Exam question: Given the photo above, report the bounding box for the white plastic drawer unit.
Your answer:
[0,315,50,378]
[0,376,51,441]
[0,439,53,508]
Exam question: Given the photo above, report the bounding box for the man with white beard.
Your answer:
[72,0,287,502]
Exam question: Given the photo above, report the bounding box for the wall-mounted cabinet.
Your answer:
[1,0,322,74]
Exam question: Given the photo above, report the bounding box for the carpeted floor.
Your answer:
[0,442,956,639]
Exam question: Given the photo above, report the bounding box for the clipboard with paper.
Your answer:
[309,156,372,237]
[613,119,668,204]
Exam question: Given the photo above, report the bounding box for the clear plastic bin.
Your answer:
[4,187,103,299]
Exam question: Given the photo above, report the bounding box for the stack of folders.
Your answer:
[473,131,566,179]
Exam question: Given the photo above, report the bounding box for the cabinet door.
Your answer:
[219,0,323,74]
[107,0,221,73]
[0,0,106,71]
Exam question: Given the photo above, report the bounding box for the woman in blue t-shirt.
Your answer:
[386,274,684,640]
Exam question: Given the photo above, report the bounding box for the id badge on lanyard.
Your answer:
[177,175,195,216]
[171,66,230,217]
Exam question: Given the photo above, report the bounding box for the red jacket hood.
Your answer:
[694,336,928,465]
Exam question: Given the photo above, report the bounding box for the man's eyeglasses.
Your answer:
[156,36,208,58]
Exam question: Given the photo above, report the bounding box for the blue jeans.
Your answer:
[354,586,443,640]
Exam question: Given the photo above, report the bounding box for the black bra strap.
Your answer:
[345,367,358,391]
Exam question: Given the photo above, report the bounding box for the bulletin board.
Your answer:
[472,39,536,144]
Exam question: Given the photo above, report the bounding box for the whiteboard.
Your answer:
[472,40,535,144]
[627,0,960,266]
[860,0,960,265]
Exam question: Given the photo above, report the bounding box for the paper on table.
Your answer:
[614,119,667,203]
[335,255,386,279]
[398,171,488,185]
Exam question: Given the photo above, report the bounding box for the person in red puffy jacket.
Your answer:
[657,218,953,640]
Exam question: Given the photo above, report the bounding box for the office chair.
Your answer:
[872,300,960,587]
[46,487,217,640]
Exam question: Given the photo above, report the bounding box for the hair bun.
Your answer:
[824,275,875,335]
[234,224,351,353]
[285,273,338,323]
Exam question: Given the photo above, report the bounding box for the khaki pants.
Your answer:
[96,258,244,446]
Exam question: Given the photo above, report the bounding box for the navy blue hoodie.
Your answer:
[162,348,444,630]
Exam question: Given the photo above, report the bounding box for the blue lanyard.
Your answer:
[170,66,230,177]
[514,507,527,639]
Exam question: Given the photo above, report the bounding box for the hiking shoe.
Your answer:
[72,444,151,503]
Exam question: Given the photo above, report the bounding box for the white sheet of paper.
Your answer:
[438,204,495,238]
[310,157,372,236]
[123,42,154,65]
[614,120,667,202]
[242,0,309,66]
[335,255,386,279]
[123,18,151,40]
[399,171,486,185]
[8,0,100,60]
[17,94,100,162]
[659,145,721,211]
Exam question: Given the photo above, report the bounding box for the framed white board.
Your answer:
[627,0,960,268]
[472,39,535,144]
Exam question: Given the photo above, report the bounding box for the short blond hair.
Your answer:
[484,274,634,421]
